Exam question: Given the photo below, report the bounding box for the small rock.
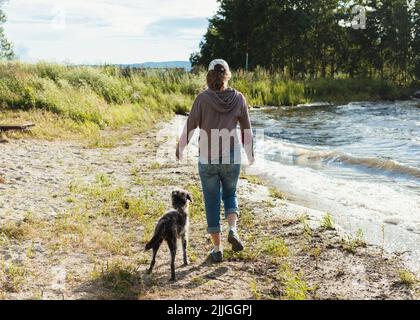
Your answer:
[34,244,44,253]
[0,176,5,184]
[384,218,401,225]
[414,90,420,99]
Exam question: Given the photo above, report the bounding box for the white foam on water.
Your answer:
[247,156,420,272]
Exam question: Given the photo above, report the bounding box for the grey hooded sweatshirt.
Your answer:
[181,88,254,164]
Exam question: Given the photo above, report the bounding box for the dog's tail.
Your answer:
[145,221,165,251]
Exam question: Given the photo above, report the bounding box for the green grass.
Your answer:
[342,229,367,254]
[70,177,168,247]
[0,221,33,241]
[95,173,112,187]
[0,260,28,293]
[277,263,310,300]
[397,270,418,287]
[269,187,285,200]
[260,237,289,258]
[321,213,335,230]
[232,68,308,106]
[310,246,323,269]
[148,162,162,170]
[90,259,143,299]
[240,173,265,186]
[304,77,412,103]
[248,260,311,300]
[249,279,262,300]
[224,247,259,262]
[187,183,205,222]
[0,62,199,142]
[231,67,411,106]
[191,275,209,286]
[299,215,313,245]
[239,207,255,228]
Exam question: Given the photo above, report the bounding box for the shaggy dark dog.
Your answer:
[145,189,192,281]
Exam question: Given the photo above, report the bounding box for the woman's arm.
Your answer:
[176,98,200,161]
[238,96,255,165]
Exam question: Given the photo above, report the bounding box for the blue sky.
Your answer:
[2,0,218,64]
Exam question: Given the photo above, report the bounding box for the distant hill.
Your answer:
[121,61,191,71]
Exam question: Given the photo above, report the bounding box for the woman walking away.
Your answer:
[176,59,254,263]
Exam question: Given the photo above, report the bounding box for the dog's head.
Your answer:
[172,189,193,210]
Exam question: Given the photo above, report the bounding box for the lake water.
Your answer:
[248,101,420,271]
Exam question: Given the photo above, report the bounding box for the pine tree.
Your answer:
[412,0,420,79]
[0,2,14,60]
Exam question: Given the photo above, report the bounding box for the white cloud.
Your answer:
[2,0,218,63]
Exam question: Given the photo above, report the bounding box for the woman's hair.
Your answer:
[206,64,232,91]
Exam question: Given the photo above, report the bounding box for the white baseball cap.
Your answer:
[208,59,230,72]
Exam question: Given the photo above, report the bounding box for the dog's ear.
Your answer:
[186,193,193,203]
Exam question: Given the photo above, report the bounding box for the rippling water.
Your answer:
[249,100,420,270]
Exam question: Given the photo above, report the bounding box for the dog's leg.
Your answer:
[182,234,189,266]
[147,241,162,275]
[167,239,177,282]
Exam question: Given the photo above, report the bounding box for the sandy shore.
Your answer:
[0,116,418,300]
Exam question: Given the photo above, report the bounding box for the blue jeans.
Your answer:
[198,162,241,234]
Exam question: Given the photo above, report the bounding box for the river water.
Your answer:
[247,100,420,271]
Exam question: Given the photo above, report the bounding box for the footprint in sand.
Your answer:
[50,266,67,292]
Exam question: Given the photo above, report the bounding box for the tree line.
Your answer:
[191,0,420,83]
[0,1,14,60]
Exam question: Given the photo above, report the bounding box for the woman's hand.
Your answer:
[176,143,182,161]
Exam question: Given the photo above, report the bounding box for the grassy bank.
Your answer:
[230,68,415,106]
[0,62,201,143]
[0,62,414,142]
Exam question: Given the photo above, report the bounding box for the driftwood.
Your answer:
[0,123,35,132]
